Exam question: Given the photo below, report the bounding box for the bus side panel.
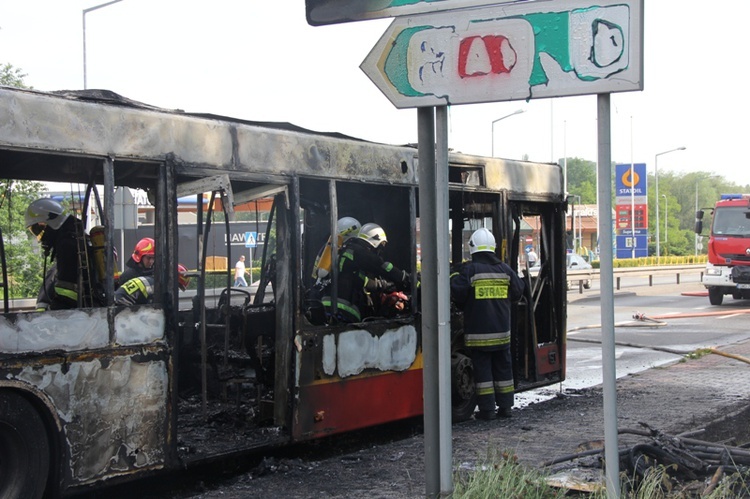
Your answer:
[293,324,423,440]
[0,307,169,488]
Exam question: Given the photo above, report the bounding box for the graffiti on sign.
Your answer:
[361,0,643,108]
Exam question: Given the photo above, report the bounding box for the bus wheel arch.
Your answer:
[0,388,60,499]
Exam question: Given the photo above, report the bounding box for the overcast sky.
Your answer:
[2,1,748,187]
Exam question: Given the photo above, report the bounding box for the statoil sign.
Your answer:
[615,163,647,204]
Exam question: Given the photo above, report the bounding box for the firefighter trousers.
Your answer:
[469,347,514,412]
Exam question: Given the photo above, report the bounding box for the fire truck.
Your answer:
[696,194,750,305]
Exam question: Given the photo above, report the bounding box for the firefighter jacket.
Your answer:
[325,237,410,322]
[114,276,155,306]
[450,252,524,350]
[36,216,81,310]
[118,257,154,288]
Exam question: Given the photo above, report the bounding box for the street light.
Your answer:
[654,146,686,258]
[83,0,124,89]
[491,109,524,157]
[661,194,668,254]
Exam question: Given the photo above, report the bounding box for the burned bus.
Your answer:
[0,86,567,497]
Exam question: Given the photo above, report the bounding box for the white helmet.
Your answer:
[358,223,387,249]
[337,216,361,240]
[25,198,69,234]
[468,228,496,255]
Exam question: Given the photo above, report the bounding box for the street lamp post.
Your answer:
[83,0,124,89]
[654,147,686,258]
[661,194,668,254]
[491,109,524,157]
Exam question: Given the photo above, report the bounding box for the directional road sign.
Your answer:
[306,0,525,26]
[361,0,643,108]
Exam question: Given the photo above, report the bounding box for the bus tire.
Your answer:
[0,391,50,499]
[451,351,477,422]
[708,287,724,306]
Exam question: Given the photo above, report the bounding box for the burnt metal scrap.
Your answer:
[544,423,750,494]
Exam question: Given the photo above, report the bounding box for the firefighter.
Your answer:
[115,263,190,306]
[25,198,82,311]
[311,216,361,283]
[324,223,410,323]
[118,237,155,287]
[450,227,524,420]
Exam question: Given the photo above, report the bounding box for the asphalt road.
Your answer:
[519,272,750,405]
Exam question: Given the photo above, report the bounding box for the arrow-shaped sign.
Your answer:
[361,0,643,108]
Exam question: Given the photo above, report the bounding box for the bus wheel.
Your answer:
[451,352,477,422]
[0,391,50,499]
[708,287,724,306]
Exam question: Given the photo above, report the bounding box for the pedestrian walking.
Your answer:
[234,255,249,287]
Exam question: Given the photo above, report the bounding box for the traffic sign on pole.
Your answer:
[361,0,643,108]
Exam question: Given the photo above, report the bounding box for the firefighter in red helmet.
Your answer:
[118,237,155,288]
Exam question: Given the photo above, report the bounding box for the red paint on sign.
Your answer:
[458,35,516,78]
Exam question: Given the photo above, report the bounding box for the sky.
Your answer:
[2,1,749,186]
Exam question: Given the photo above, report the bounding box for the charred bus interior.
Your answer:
[446,162,567,421]
[0,87,566,496]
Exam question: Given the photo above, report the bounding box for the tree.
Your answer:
[561,157,597,204]
[0,63,29,89]
[0,63,45,298]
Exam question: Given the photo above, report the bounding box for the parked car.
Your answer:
[567,253,592,290]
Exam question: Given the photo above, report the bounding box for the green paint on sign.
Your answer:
[521,12,573,87]
[384,26,431,97]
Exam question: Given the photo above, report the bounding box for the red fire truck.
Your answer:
[696,194,750,305]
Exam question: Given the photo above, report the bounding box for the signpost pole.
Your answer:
[597,93,621,498]
[418,106,453,496]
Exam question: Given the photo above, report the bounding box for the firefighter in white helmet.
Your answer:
[25,198,82,310]
[323,222,410,323]
[450,227,524,420]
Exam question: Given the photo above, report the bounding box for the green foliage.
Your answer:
[0,180,46,298]
[0,62,30,88]
[455,448,746,498]
[562,156,750,256]
[562,157,597,204]
[454,448,567,498]
[0,64,46,299]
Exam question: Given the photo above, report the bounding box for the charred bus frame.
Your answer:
[0,87,567,497]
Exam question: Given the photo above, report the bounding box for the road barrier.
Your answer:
[568,264,706,293]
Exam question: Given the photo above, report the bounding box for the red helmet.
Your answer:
[177,264,190,291]
[132,238,155,264]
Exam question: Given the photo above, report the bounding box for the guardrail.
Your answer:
[567,264,706,293]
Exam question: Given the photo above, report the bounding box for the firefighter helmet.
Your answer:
[358,223,387,249]
[132,238,155,264]
[177,264,190,291]
[468,228,496,254]
[25,198,69,235]
[337,216,361,239]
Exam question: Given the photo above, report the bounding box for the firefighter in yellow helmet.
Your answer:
[311,216,362,283]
